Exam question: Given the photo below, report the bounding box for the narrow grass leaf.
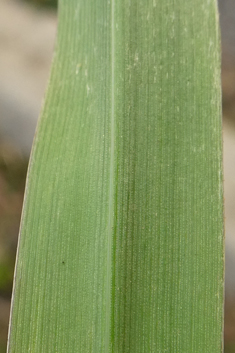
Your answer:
[8,0,223,352]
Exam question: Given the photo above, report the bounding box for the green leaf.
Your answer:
[8,0,224,352]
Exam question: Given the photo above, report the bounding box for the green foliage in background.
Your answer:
[22,0,57,9]
[0,343,7,353]
[8,0,223,352]
[0,151,27,194]
[0,259,14,297]
[0,146,28,298]
[0,145,28,352]
[225,343,235,353]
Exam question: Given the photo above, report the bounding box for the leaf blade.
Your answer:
[8,0,223,352]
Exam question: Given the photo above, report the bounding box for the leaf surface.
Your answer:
[8,0,223,352]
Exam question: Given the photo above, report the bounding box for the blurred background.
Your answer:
[0,0,234,351]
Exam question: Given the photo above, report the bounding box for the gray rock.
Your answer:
[0,0,57,155]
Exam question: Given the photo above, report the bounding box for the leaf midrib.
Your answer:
[105,0,115,350]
